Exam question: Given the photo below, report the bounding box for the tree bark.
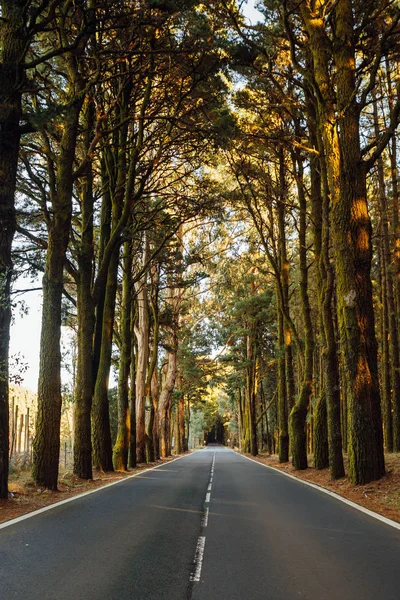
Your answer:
[33,82,84,489]
[373,93,400,451]
[289,153,313,470]
[300,0,384,484]
[74,100,95,480]
[113,241,133,471]
[159,343,177,457]
[91,245,118,472]
[134,240,150,463]
[277,286,289,462]
[0,0,25,498]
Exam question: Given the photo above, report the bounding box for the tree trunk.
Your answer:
[74,100,95,480]
[134,241,150,463]
[277,287,289,462]
[385,58,400,321]
[159,342,177,458]
[290,154,313,470]
[0,0,26,498]
[313,394,329,469]
[128,332,137,469]
[333,1,384,483]
[33,90,83,489]
[175,372,185,454]
[91,246,118,472]
[113,241,133,471]
[373,94,400,451]
[378,226,393,452]
[300,1,384,483]
[151,368,160,459]
[319,140,345,479]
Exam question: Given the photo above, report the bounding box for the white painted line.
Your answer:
[201,507,209,527]
[207,484,212,491]
[209,476,213,483]
[0,452,198,531]
[190,536,206,582]
[237,452,400,532]
[205,492,211,503]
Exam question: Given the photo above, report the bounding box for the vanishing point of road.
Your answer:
[1,446,399,600]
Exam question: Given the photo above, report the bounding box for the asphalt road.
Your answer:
[1,446,400,600]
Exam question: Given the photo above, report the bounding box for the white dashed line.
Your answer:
[190,536,206,582]
[190,452,216,585]
[201,507,209,527]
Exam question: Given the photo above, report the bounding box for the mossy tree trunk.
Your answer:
[313,394,329,469]
[332,1,384,483]
[385,59,400,326]
[128,330,137,469]
[277,150,296,414]
[91,244,118,472]
[373,94,400,451]
[277,287,289,462]
[320,150,345,479]
[289,153,313,470]
[299,1,384,484]
[246,331,258,457]
[377,224,393,452]
[307,102,330,470]
[302,1,384,483]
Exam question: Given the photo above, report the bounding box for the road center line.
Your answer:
[201,507,209,527]
[207,484,212,491]
[190,536,206,582]
[205,492,211,503]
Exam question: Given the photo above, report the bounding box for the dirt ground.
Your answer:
[244,452,400,524]
[0,455,184,525]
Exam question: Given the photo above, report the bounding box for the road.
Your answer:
[1,446,400,600]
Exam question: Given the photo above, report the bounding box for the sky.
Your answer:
[10,278,42,392]
[9,0,263,394]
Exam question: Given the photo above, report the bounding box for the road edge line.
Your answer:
[236,451,400,532]
[0,452,196,531]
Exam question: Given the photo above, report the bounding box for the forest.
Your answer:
[0,0,400,500]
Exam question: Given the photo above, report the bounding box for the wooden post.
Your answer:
[18,414,24,453]
[25,408,30,453]
[9,397,15,458]
[12,405,18,456]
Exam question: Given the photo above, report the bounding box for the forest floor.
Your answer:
[244,452,400,524]
[0,454,188,525]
